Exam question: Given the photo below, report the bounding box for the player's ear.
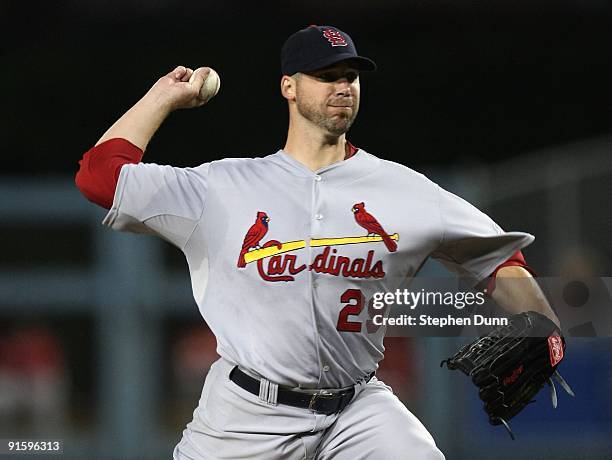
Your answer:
[280,74,298,101]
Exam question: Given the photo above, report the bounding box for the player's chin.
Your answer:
[326,118,354,136]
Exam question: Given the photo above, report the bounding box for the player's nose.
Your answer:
[334,82,352,97]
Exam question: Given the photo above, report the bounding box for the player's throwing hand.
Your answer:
[148,66,212,111]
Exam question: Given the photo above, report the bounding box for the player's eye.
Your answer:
[346,72,358,83]
[318,73,335,82]
[313,70,359,83]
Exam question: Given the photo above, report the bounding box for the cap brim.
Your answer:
[300,53,377,74]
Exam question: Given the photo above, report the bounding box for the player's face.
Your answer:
[295,62,361,136]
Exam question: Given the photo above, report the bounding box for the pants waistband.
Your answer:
[229,366,374,415]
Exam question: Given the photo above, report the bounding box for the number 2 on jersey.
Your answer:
[336,289,363,332]
[336,289,386,333]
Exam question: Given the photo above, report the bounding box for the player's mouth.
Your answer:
[328,98,354,108]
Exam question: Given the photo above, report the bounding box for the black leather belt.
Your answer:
[229,366,373,415]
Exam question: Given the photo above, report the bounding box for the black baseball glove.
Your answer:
[441,311,574,439]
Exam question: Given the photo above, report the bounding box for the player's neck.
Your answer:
[283,123,348,172]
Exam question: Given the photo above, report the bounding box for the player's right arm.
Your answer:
[96,66,211,149]
[76,66,211,209]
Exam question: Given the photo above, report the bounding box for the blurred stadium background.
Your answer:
[2,1,612,459]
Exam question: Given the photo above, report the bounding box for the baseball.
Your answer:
[191,68,221,104]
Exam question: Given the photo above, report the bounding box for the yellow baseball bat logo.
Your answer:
[244,234,400,264]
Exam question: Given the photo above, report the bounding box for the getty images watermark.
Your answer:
[369,288,506,328]
[359,277,612,337]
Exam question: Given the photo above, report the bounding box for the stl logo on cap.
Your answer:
[322,28,348,47]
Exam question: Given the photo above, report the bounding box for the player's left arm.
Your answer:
[490,265,560,328]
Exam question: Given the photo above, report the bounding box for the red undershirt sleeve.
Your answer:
[486,250,537,295]
[75,138,144,209]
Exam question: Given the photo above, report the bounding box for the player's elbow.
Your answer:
[75,138,144,209]
[75,149,115,210]
[496,265,533,279]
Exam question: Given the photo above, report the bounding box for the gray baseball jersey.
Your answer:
[103,148,533,390]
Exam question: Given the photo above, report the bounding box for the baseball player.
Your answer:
[76,25,561,459]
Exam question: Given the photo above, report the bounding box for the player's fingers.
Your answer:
[189,67,211,91]
[169,65,187,81]
[181,68,195,82]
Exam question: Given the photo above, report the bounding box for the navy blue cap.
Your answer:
[281,25,377,76]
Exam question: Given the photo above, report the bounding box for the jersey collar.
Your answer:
[267,148,381,185]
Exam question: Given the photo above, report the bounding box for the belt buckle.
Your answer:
[308,390,335,412]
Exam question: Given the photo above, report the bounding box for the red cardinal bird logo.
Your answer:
[352,202,397,252]
[237,211,270,268]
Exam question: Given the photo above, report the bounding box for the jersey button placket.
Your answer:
[314,175,323,221]
[312,176,323,289]
[309,171,325,385]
